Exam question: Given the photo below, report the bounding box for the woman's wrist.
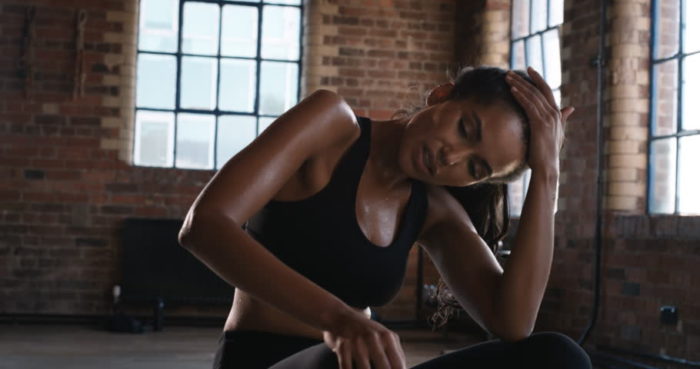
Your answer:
[318,299,356,332]
[529,166,559,190]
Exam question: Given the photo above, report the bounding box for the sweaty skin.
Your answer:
[222,92,527,339]
[178,68,573,369]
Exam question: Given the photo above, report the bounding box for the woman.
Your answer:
[178,66,591,369]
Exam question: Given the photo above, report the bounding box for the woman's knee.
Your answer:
[517,332,592,369]
[269,343,338,369]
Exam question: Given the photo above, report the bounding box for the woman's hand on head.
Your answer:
[506,67,575,177]
[323,308,406,369]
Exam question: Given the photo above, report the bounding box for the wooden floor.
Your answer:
[0,324,484,369]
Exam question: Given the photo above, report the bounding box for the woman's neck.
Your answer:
[366,116,412,190]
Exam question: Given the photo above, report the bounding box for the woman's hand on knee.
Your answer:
[322,309,406,369]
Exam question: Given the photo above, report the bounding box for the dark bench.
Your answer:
[112,218,234,332]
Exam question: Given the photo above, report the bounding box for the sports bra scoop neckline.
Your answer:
[267,116,423,250]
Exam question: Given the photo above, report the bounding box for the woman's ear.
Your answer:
[426,83,455,106]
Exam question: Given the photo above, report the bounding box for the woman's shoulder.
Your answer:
[275,89,360,149]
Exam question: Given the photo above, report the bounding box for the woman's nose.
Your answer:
[439,144,472,167]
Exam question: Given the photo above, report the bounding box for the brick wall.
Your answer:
[536,0,603,339]
[596,216,700,360]
[0,0,217,316]
[303,0,456,119]
[3,0,699,360]
[536,0,700,363]
[0,0,466,321]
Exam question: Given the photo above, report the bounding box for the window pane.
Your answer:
[678,135,700,214]
[655,0,680,59]
[543,29,561,87]
[227,0,259,2]
[548,0,564,27]
[136,54,176,109]
[552,88,561,107]
[508,170,531,216]
[139,0,179,52]
[684,0,700,53]
[217,115,257,168]
[512,0,530,38]
[180,56,218,110]
[530,0,547,33]
[221,5,259,57]
[260,61,298,115]
[649,138,677,214]
[512,40,526,70]
[182,2,220,55]
[258,116,276,134]
[265,0,301,4]
[134,110,174,167]
[261,6,300,60]
[219,59,257,112]
[526,35,543,74]
[682,53,700,131]
[176,113,215,169]
[652,60,678,136]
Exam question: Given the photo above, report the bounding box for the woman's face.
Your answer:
[398,97,526,187]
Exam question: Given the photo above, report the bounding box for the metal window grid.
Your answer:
[508,0,564,216]
[134,0,304,170]
[648,0,700,214]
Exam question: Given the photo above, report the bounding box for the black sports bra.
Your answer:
[246,116,428,308]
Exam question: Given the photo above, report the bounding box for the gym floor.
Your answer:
[0,324,483,369]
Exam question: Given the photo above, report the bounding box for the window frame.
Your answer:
[648,0,700,214]
[134,0,304,170]
[508,0,563,217]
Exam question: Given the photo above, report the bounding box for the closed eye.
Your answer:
[468,160,478,179]
[468,157,493,181]
[459,118,469,139]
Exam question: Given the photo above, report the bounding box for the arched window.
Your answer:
[134,0,302,169]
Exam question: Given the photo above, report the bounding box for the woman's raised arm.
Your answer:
[495,67,574,339]
[418,68,574,342]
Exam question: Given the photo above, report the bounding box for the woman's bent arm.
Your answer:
[495,68,572,340]
[179,211,351,331]
[178,90,406,369]
[178,89,358,331]
[494,171,557,340]
[418,69,573,342]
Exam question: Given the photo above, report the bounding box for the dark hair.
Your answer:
[429,66,537,329]
[448,66,533,183]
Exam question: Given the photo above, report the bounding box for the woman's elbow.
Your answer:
[177,209,232,250]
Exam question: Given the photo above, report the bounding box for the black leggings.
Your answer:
[213,330,592,369]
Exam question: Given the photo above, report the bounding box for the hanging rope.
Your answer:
[18,6,36,99]
[73,9,87,99]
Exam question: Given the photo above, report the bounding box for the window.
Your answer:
[649,0,700,214]
[508,0,564,216]
[134,0,302,170]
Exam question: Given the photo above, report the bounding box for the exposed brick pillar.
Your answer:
[103,2,138,163]
[454,0,509,69]
[605,0,651,212]
[480,0,510,68]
